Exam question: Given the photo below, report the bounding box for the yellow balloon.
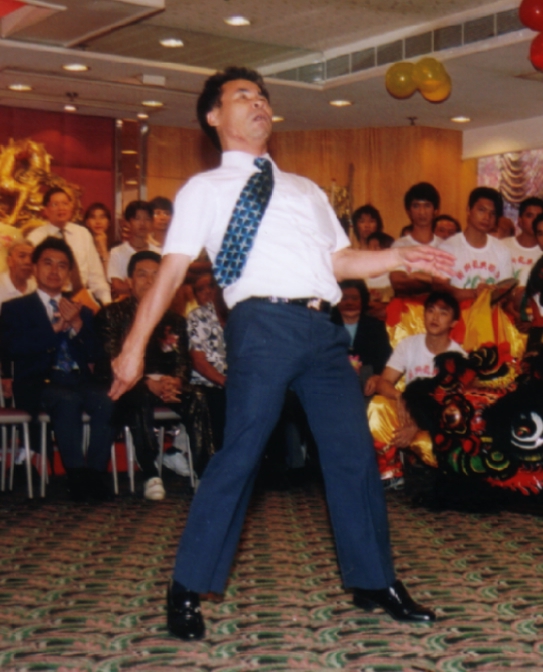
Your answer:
[422,73,452,102]
[385,62,417,99]
[412,57,447,94]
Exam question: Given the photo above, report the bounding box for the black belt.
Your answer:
[251,296,332,313]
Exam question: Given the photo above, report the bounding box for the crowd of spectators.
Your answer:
[1,179,542,502]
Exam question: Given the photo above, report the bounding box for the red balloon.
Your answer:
[520,0,543,31]
[530,32,543,70]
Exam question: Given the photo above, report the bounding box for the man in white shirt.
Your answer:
[0,240,36,312]
[439,187,513,303]
[149,196,174,250]
[27,188,111,306]
[109,67,454,639]
[502,197,543,318]
[390,182,441,296]
[108,200,161,299]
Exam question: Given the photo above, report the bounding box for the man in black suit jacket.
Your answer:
[0,237,114,500]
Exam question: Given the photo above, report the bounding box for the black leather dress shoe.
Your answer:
[353,580,436,622]
[167,582,205,640]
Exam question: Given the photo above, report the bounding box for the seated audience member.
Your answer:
[352,204,383,250]
[95,251,214,500]
[390,182,441,296]
[366,231,395,309]
[149,196,173,250]
[0,237,114,501]
[438,187,513,303]
[432,214,461,240]
[330,280,391,397]
[187,273,227,451]
[369,292,465,483]
[84,203,112,276]
[27,187,111,306]
[0,240,36,311]
[108,200,160,299]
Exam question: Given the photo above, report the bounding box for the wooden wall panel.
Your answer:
[147,125,478,237]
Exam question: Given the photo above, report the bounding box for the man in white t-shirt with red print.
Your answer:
[439,187,513,303]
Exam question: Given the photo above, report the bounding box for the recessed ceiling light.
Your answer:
[142,100,163,108]
[329,99,352,107]
[121,149,138,155]
[62,63,89,72]
[224,15,251,26]
[272,115,285,123]
[64,104,77,112]
[159,37,184,48]
[125,180,138,186]
[9,83,32,92]
[451,115,471,123]
[137,112,149,120]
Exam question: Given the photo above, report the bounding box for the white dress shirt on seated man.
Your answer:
[0,270,36,312]
[27,222,111,305]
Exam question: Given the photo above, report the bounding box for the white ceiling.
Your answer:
[0,0,540,139]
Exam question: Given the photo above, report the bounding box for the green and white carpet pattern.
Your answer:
[1,477,543,671]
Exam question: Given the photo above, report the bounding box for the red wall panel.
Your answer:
[0,106,115,217]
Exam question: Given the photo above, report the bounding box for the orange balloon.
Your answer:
[412,57,447,94]
[422,73,452,102]
[385,62,417,99]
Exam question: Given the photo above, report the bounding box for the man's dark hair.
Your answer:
[432,214,461,234]
[367,231,394,249]
[124,200,153,222]
[42,187,71,207]
[468,187,503,220]
[127,250,161,278]
[404,182,440,211]
[532,212,543,237]
[351,204,383,239]
[519,196,543,217]
[150,196,173,214]
[32,236,74,269]
[424,290,460,322]
[339,279,370,314]
[197,66,270,151]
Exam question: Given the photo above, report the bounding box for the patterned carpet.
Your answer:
[2,470,543,672]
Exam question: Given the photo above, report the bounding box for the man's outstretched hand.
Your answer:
[398,245,454,280]
[109,347,144,400]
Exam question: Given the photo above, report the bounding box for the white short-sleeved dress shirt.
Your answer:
[0,271,36,313]
[27,222,111,305]
[162,151,350,308]
[107,241,161,282]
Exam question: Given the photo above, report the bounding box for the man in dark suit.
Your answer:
[0,236,114,501]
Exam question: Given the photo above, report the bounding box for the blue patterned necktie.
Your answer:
[213,157,274,288]
[49,298,75,373]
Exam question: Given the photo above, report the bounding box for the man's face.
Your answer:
[519,205,543,238]
[129,259,160,301]
[207,79,273,151]
[43,192,73,228]
[467,198,496,235]
[8,244,33,282]
[193,274,215,306]
[34,248,70,294]
[153,208,172,233]
[129,209,152,239]
[434,219,458,240]
[424,300,457,337]
[407,200,436,229]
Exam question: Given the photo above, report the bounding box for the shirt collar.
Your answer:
[37,288,62,308]
[221,150,273,170]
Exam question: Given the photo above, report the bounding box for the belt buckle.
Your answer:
[306,298,322,311]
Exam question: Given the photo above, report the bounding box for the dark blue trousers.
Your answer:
[173,300,396,593]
